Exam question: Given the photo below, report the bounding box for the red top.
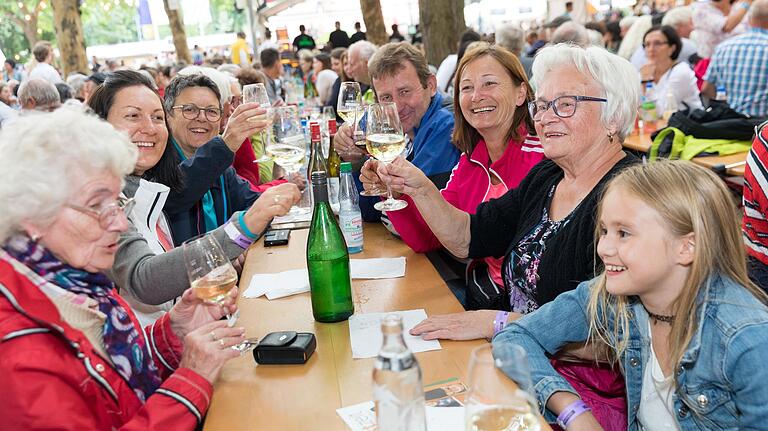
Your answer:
[743,124,768,264]
[232,137,287,192]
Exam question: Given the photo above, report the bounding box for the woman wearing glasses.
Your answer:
[373,44,641,429]
[639,25,702,113]
[0,109,245,429]
[88,70,299,325]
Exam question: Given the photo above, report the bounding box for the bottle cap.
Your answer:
[310,122,321,141]
[380,314,404,335]
[328,119,337,134]
[340,162,352,173]
[310,170,327,185]
[645,82,653,89]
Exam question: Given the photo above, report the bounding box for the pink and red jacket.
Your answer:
[387,134,544,253]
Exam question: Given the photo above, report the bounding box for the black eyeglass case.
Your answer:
[252,331,316,365]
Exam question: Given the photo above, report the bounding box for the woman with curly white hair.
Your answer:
[0,108,245,429]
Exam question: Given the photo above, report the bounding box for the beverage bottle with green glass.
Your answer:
[306,171,354,322]
[327,119,341,212]
[307,122,329,207]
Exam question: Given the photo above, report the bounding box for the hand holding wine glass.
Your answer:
[243,83,273,162]
[337,81,361,123]
[367,102,408,211]
[266,105,309,216]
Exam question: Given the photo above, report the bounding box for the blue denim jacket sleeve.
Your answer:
[492,280,594,422]
[724,321,768,428]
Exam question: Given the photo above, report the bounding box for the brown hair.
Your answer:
[236,67,268,87]
[451,42,535,154]
[367,42,431,89]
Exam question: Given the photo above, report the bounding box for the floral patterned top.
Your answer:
[504,185,573,313]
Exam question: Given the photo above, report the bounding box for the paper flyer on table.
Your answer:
[336,402,464,431]
[348,309,441,359]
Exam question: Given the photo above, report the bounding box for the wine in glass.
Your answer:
[464,344,541,431]
[367,103,408,211]
[242,83,273,164]
[267,105,309,215]
[337,81,362,123]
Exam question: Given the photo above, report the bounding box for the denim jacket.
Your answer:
[494,274,768,430]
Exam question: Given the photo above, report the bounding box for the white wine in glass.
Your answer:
[183,234,239,305]
[366,133,406,163]
[191,264,238,303]
[267,106,309,215]
[367,102,408,212]
[337,81,362,124]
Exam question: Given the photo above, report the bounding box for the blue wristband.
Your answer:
[237,211,258,240]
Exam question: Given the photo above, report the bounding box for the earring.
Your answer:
[607,132,615,143]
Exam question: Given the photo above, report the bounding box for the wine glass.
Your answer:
[243,83,273,163]
[183,234,259,353]
[351,105,383,197]
[267,105,309,215]
[464,344,541,431]
[367,102,408,212]
[337,81,362,124]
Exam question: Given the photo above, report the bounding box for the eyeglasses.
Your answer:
[642,41,669,49]
[171,104,222,121]
[67,197,135,229]
[528,95,608,121]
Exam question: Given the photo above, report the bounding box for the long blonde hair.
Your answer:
[587,160,767,371]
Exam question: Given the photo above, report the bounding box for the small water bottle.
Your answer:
[715,85,727,102]
[338,162,363,253]
[373,314,426,431]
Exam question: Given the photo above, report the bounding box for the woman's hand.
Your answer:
[222,103,269,152]
[169,287,239,340]
[333,123,366,162]
[179,319,245,383]
[360,159,398,197]
[639,63,655,83]
[243,183,301,234]
[410,310,499,340]
[377,156,433,199]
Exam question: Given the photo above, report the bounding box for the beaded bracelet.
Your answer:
[493,311,510,337]
[556,399,591,429]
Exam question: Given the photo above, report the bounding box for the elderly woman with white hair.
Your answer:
[0,109,246,429]
[378,44,641,429]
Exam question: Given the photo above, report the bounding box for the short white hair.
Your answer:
[350,40,377,61]
[550,22,589,47]
[662,6,692,28]
[495,24,525,54]
[586,29,605,47]
[178,65,233,104]
[617,15,653,59]
[217,63,241,77]
[531,44,640,140]
[0,108,137,243]
[66,73,88,99]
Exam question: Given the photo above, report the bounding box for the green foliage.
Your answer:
[80,0,140,46]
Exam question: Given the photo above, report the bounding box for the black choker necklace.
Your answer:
[643,305,675,324]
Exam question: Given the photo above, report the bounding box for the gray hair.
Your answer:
[163,73,222,114]
[495,24,525,54]
[297,49,314,64]
[178,65,232,104]
[349,40,377,62]
[0,108,137,243]
[662,6,692,28]
[551,22,590,47]
[66,73,88,100]
[531,44,640,141]
[217,63,241,76]
[618,15,653,59]
[587,29,605,47]
[18,78,60,108]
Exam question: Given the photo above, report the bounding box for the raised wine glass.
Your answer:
[464,344,541,431]
[243,83,273,164]
[182,234,258,353]
[367,102,408,211]
[267,105,309,216]
[337,81,362,124]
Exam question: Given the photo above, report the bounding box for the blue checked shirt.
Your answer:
[704,28,768,117]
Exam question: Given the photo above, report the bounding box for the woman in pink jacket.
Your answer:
[363,43,544,309]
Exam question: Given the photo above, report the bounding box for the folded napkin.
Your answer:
[243,258,407,300]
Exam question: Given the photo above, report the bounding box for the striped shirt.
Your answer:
[743,122,768,264]
[704,28,768,117]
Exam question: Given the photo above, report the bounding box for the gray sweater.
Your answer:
[106,175,253,307]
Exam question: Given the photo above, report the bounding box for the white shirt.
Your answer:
[630,38,699,70]
[315,69,339,105]
[637,322,682,431]
[652,62,703,113]
[0,102,18,129]
[435,54,457,95]
[28,62,63,84]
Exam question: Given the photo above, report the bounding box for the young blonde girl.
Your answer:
[494,160,768,430]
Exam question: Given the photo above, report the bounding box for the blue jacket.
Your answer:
[167,136,260,245]
[359,92,460,221]
[494,274,768,430]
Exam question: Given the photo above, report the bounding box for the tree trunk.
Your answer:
[163,0,192,64]
[359,0,387,46]
[419,0,466,67]
[50,0,88,76]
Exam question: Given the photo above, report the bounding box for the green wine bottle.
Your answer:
[306,171,354,322]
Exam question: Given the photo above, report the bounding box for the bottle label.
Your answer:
[341,213,364,247]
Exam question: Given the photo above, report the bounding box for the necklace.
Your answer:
[643,304,675,324]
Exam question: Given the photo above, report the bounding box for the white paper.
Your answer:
[272,210,312,225]
[348,310,441,359]
[350,257,406,279]
[336,402,464,431]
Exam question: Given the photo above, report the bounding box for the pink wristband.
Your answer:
[493,311,510,337]
[556,399,591,429]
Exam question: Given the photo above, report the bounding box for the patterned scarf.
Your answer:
[4,235,162,402]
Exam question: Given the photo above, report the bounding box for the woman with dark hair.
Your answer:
[88,70,299,324]
[639,25,702,113]
[312,52,338,104]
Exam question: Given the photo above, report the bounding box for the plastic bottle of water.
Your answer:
[715,85,727,102]
[373,314,426,431]
[338,162,363,253]
[640,82,657,122]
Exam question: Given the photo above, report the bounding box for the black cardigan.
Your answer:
[469,155,638,308]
